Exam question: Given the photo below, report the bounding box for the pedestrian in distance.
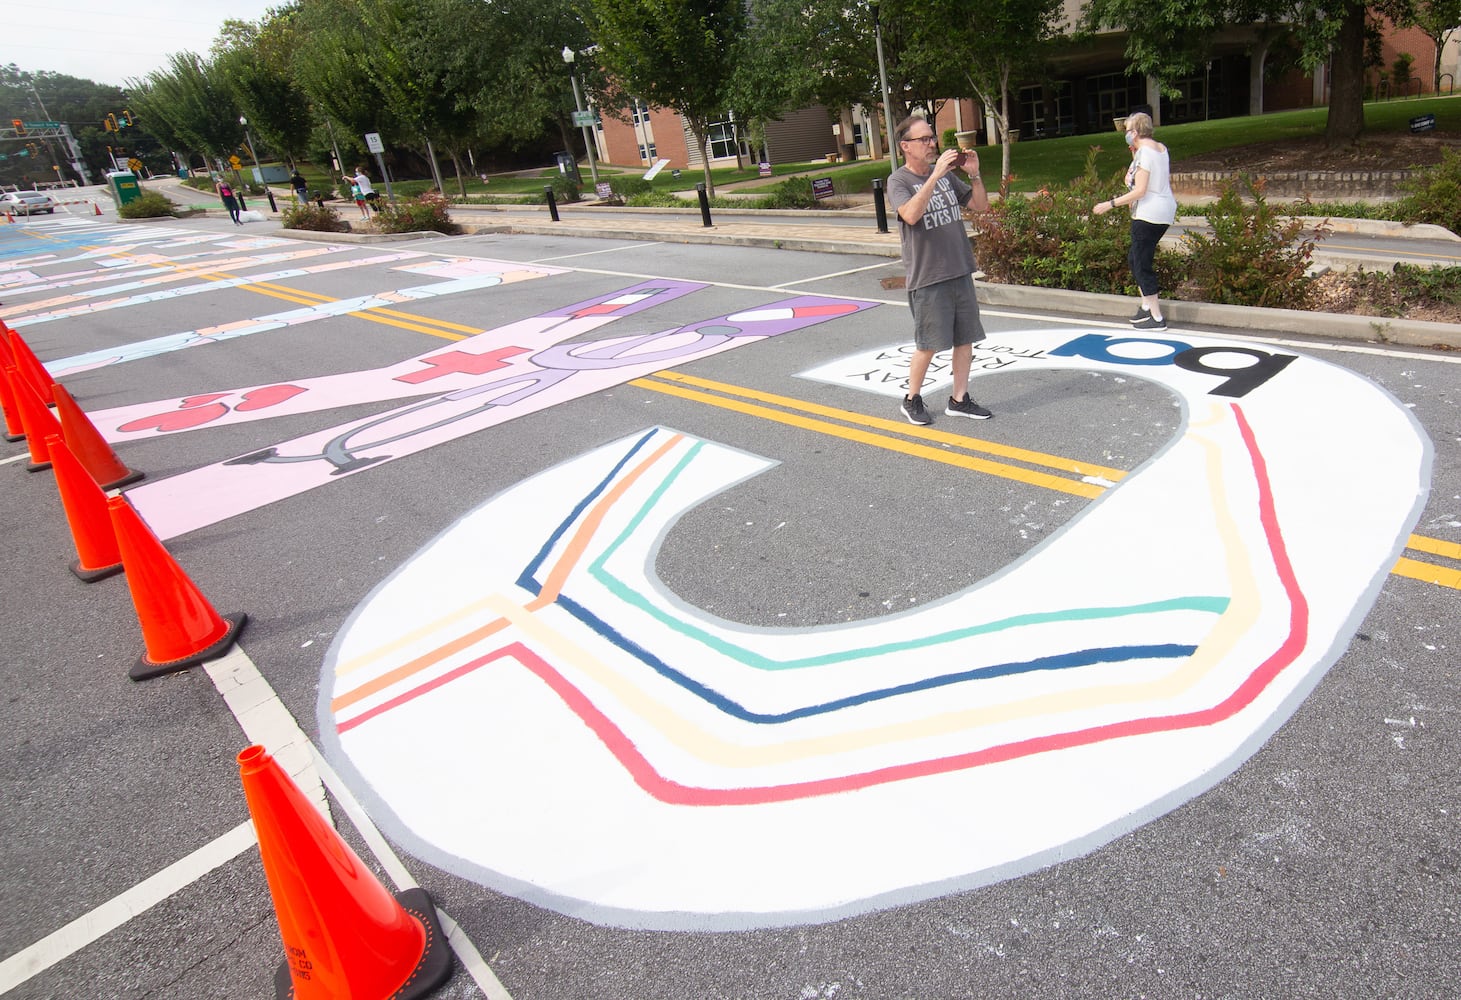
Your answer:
[347,177,370,220]
[886,116,994,426]
[216,179,242,225]
[289,167,308,203]
[1093,111,1177,332]
[353,166,379,212]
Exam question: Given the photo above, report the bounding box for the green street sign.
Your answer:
[25,121,61,128]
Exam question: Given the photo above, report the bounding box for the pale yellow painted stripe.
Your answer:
[1392,556,1461,590]
[655,369,1128,481]
[632,377,1105,498]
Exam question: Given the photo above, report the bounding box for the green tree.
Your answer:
[127,53,242,171]
[0,65,134,183]
[915,0,1067,182]
[212,10,317,166]
[1402,0,1461,92]
[582,0,746,196]
[1082,0,1413,146]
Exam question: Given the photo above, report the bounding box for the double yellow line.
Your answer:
[205,273,480,341]
[632,370,1461,593]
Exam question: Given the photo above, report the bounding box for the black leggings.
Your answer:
[1128,219,1169,297]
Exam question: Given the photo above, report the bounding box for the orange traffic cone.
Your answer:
[53,384,144,489]
[0,361,25,441]
[107,496,246,680]
[9,366,60,470]
[93,201,103,216]
[4,211,12,224]
[237,745,452,1000]
[46,434,124,581]
[8,330,55,406]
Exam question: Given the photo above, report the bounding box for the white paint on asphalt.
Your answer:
[0,820,258,993]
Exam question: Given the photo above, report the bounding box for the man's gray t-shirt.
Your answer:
[887,167,975,291]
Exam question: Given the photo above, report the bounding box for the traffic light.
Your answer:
[11,118,24,135]
[104,114,119,132]
[122,110,135,126]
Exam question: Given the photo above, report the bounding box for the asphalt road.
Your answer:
[1,212,1458,1000]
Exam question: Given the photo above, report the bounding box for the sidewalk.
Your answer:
[147,176,1461,351]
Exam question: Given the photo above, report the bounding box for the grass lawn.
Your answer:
[276,92,1458,203]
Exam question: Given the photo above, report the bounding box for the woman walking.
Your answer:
[216,179,242,225]
[1093,112,1177,331]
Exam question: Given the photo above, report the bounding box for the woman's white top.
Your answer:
[1133,143,1177,226]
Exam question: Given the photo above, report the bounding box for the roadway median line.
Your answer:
[637,371,1461,592]
[197,273,474,341]
[631,372,1109,498]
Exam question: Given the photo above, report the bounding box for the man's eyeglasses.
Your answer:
[902,135,938,144]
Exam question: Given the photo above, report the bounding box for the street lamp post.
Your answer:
[872,3,898,169]
[561,46,600,189]
[239,116,277,212]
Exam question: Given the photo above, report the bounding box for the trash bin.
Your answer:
[106,170,142,207]
[177,167,189,179]
[841,143,856,162]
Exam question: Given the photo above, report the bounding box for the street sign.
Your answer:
[811,177,836,200]
[25,121,62,129]
[229,154,242,169]
[364,131,384,153]
[1410,114,1436,133]
[571,110,595,128]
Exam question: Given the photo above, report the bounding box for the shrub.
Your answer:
[373,190,460,234]
[976,147,1158,294]
[1178,174,1329,309]
[281,202,349,232]
[1393,148,1461,234]
[755,177,819,209]
[942,127,959,151]
[599,176,652,205]
[547,175,581,203]
[117,191,178,219]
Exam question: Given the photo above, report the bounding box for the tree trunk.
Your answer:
[1324,0,1367,147]
[450,150,467,198]
[424,137,445,192]
[689,120,715,198]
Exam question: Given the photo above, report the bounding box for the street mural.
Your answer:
[7,221,1432,930]
[78,278,873,538]
[320,328,1429,930]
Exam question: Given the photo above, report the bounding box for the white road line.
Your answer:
[1,453,29,465]
[0,646,507,997]
[771,259,899,288]
[312,747,515,1000]
[0,820,258,993]
[204,646,329,816]
[531,241,665,262]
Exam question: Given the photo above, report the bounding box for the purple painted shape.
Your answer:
[125,292,878,539]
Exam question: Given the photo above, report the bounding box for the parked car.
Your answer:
[0,190,56,215]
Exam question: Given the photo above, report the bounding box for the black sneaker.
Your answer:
[1131,315,1167,332]
[1129,307,1151,325]
[946,393,993,419]
[900,393,933,425]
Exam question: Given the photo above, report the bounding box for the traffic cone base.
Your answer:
[53,384,144,489]
[130,611,246,681]
[269,887,452,1000]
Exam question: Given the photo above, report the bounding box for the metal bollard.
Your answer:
[873,178,889,234]
[266,187,277,213]
[696,183,712,227]
[544,186,560,222]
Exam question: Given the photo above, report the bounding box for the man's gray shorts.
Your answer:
[909,274,985,352]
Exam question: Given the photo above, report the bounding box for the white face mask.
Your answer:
[1125,130,1138,147]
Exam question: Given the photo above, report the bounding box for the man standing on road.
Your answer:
[887,116,993,425]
